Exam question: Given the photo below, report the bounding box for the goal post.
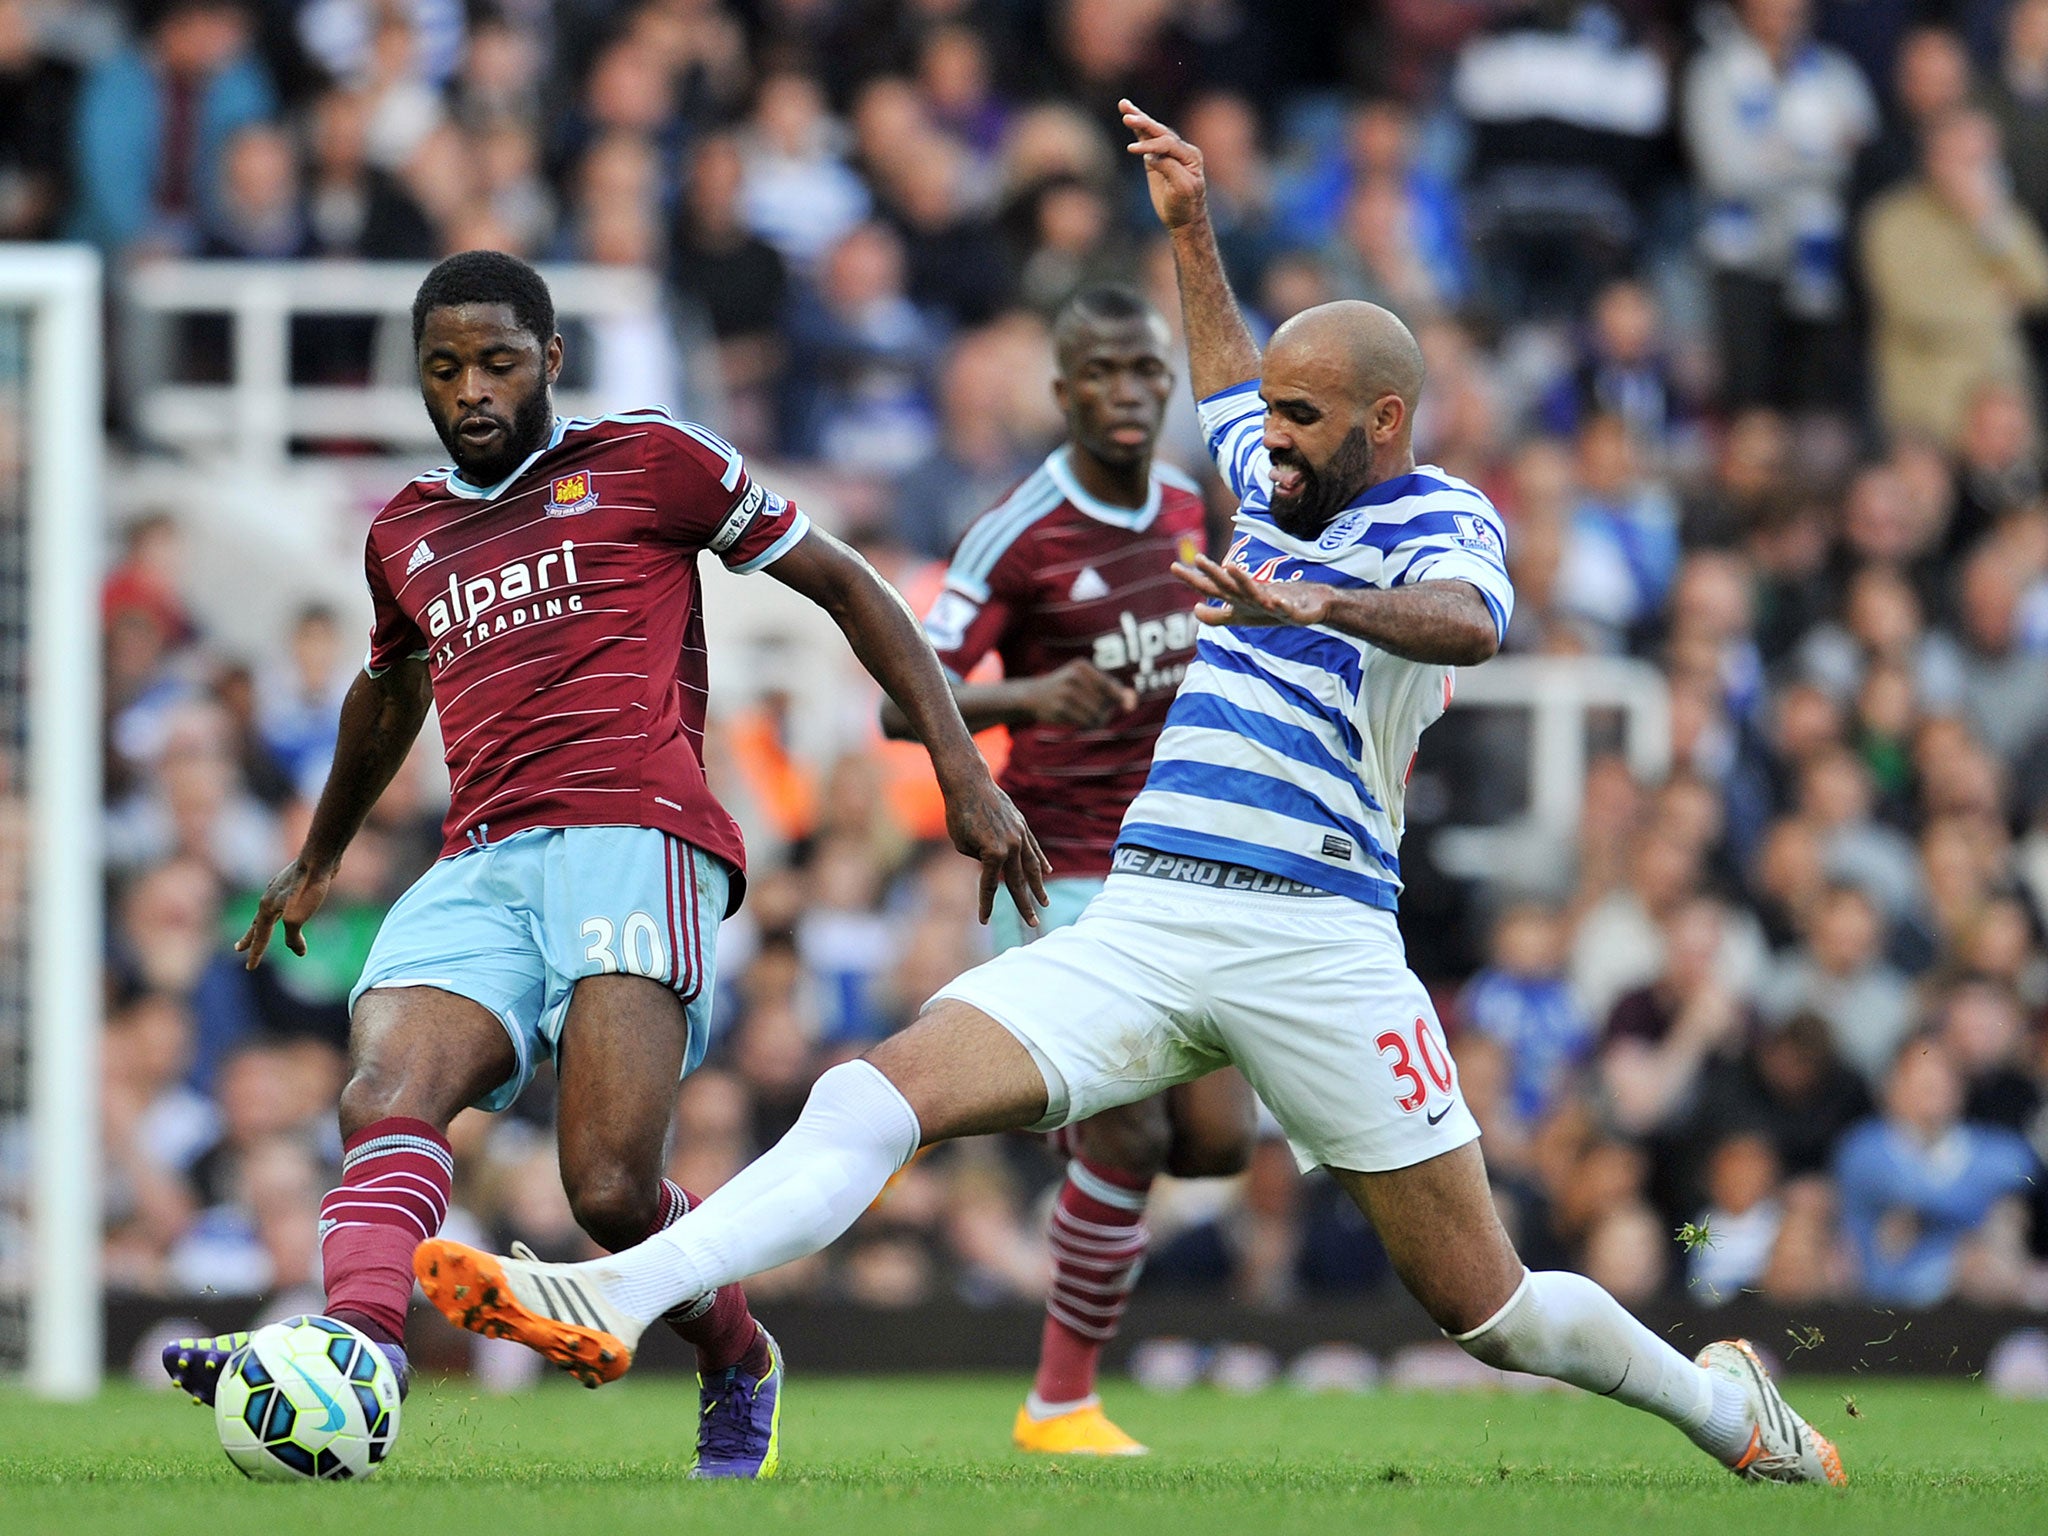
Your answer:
[0,246,104,1398]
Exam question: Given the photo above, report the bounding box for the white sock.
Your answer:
[1453,1270,1751,1462]
[580,1060,922,1324]
[1024,1391,1098,1419]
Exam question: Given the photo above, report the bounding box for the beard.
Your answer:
[1268,426,1375,541]
[436,384,555,486]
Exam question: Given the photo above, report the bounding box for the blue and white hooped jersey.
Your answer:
[1117,379,1515,909]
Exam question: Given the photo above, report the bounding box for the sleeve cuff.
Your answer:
[730,510,812,575]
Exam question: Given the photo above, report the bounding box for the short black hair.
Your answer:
[1054,284,1154,333]
[411,250,556,348]
[1052,285,1161,368]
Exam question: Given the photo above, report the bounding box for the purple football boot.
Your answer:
[163,1327,412,1405]
[693,1327,784,1479]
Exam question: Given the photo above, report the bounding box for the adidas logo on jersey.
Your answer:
[1069,566,1110,602]
[406,540,435,576]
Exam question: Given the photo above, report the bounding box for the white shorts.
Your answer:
[932,872,1479,1173]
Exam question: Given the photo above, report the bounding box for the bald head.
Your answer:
[1267,301,1425,417]
[1258,301,1424,536]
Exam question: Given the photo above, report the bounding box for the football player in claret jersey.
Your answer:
[880,286,1254,1456]
[160,251,1047,1478]
[416,107,1846,1487]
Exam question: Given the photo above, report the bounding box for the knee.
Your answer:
[1165,1118,1254,1180]
[337,1063,427,1138]
[565,1166,660,1253]
[1074,1104,1172,1179]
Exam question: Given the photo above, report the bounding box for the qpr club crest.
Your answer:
[547,471,599,516]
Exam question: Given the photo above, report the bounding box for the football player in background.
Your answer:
[881,286,1255,1456]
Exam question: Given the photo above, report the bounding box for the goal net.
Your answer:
[0,248,103,1397]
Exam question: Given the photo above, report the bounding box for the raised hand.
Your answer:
[1121,98,1208,231]
[235,858,336,968]
[1173,553,1333,629]
[1028,658,1138,727]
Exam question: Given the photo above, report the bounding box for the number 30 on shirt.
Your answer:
[1376,1016,1457,1115]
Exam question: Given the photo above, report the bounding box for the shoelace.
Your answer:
[698,1367,762,1460]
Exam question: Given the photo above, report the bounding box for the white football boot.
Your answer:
[1696,1339,1847,1486]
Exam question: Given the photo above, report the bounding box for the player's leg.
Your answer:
[1331,1147,1843,1483]
[165,985,514,1404]
[417,883,1220,1380]
[1018,1071,1253,1455]
[1214,894,1843,1485]
[554,970,781,1476]
[325,987,518,1344]
[1018,1097,1170,1454]
[1161,1068,1257,1179]
[416,999,1048,1381]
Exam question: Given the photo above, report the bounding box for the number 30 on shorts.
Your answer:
[1375,1016,1456,1114]
[581,913,667,977]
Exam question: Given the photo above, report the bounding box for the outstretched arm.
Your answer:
[1174,554,1500,666]
[239,659,433,966]
[1122,98,1261,402]
[768,530,1050,922]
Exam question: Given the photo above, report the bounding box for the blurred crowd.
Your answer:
[9,0,2048,1319]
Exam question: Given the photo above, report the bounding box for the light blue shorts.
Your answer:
[350,826,730,1112]
[991,876,1107,953]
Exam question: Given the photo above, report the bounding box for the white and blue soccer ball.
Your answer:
[214,1315,402,1481]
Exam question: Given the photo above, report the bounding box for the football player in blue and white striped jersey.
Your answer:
[413,101,1845,1486]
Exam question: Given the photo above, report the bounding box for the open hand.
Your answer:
[1121,98,1208,231]
[235,858,335,969]
[1173,553,1333,628]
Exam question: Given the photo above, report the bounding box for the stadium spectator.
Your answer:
[1761,883,1916,1083]
[0,0,76,241]
[916,20,1010,160]
[1861,107,2048,447]
[1598,895,1755,1139]
[1459,901,1594,1126]
[1954,539,2048,761]
[1538,278,1695,448]
[668,131,788,449]
[1683,0,1877,413]
[1989,0,2048,238]
[740,69,871,270]
[1278,97,1465,310]
[70,0,278,255]
[1686,1133,1786,1304]
[1451,0,1668,318]
[255,605,350,794]
[1556,411,1680,650]
[1835,1037,2039,1305]
[1176,91,1281,295]
[303,87,437,259]
[1855,25,1977,206]
[782,220,941,472]
[202,123,310,259]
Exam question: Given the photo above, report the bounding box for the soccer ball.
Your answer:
[214,1315,402,1481]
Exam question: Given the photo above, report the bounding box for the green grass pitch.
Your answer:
[3,1374,2044,1535]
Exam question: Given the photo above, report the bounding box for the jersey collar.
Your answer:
[443,417,568,500]
[1045,445,1161,531]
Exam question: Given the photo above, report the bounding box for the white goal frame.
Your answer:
[0,246,104,1398]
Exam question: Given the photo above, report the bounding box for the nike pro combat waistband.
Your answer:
[1112,844,1336,897]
